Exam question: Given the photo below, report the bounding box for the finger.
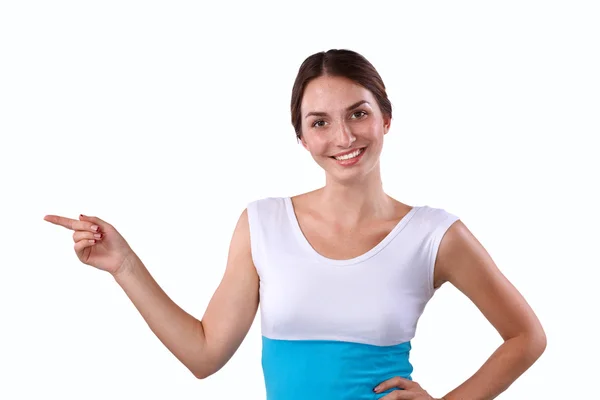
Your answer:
[45,214,101,233]
[377,390,415,399]
[374,376,414,393]
[74,238,97,253]
[73,230,103,243]
[79,214,111,230]
[44,215,80,230]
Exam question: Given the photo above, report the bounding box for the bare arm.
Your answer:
[434,220,547,400]
[113,209,259,379]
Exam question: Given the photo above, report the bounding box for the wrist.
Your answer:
[112,251,138,280]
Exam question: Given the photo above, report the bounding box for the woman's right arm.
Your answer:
[112,208,259,379]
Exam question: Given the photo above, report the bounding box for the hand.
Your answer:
[44,213,135,276]
[374,376,438,399]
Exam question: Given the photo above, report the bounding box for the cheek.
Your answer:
[364,119,385,138]
[304,134,329,152]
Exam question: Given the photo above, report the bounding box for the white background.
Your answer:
[1,1,598,398]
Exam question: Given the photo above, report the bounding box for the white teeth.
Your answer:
[334,148,363,161]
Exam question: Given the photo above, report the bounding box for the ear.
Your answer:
[383,115,392,135]
[299,135,309,150]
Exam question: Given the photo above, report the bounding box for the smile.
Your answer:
[331,147,365,161]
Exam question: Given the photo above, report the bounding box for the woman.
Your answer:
[44,49,546,399]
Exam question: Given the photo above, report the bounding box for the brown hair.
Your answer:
[290,49,392,140]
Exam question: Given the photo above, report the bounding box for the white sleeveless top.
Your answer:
[246,196,459,400]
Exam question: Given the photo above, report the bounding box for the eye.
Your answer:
[312,120,326,128]
[351,110,367,119]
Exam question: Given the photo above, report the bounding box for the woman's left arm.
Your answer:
[435,220,547,399]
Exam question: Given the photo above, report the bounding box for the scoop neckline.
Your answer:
[283,196,421,266]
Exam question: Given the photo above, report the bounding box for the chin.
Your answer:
[326,160,379,183]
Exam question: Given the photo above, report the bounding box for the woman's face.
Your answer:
[299,75,391,182]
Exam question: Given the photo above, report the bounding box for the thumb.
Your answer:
[79,214,111,229]
[374,376,414,393]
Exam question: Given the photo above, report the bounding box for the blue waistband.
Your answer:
[262,336,413,400]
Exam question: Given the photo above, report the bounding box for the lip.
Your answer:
[331,147,366,158]
[331,146,366,167]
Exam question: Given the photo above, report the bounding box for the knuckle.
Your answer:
[73,231,93,241]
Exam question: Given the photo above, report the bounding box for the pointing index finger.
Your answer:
[44,215,83,231]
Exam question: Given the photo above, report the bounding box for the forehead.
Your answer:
[301,75,374,111]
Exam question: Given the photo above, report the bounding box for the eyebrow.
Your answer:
[304,100,370,119]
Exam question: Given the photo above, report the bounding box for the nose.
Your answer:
[335,121,356,148]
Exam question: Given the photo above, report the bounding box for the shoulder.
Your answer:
[434,212,488,287]
[247,195,290,206]
[411,205,460,289]
[247,196,289,216]
[413,204,460,234]
[248,190,319,216]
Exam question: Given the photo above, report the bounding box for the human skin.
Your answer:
[44,74,546,399]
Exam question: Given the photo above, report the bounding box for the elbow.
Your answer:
[190,326,217,379]
[533,328,547,358]
[521,326,547,362]
[532,321,547,354]
[191,359,221,380]
[193,370,211,380]
[189,331,227,380]
[192,365,216,380]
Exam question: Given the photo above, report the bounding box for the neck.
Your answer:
[317,163,393,224]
